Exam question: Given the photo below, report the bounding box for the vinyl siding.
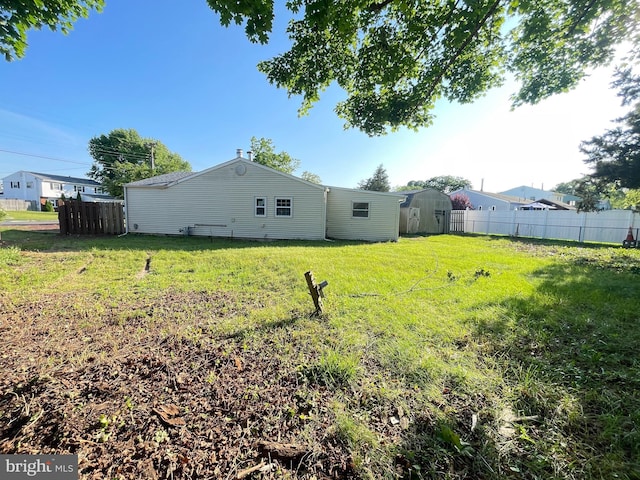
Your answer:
[125,160,326,240]
[326,187,403,242]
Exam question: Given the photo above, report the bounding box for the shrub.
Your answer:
[451,193,473,210]
[42,200,54,212]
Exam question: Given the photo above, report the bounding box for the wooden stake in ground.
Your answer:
[304,270,325,315]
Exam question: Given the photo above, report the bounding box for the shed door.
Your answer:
[434,209,446,233]
[407,208,420,234]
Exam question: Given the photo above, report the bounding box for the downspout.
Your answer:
[397,196,407,241]
[119,186,129,237]
[323,187,333,242]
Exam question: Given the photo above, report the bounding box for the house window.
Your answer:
[275,197,292,217]
[352,202,370,218]
[26,181,34,188]
[490,205,496,211]
[50,182,62,190]
[10,181,20,188]
[255,197,266,217]
[74,185,85,192]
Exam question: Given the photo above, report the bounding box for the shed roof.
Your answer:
[399,188,449,208]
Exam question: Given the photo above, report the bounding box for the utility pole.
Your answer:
[147,142,156,173]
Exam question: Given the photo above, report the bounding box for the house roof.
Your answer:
[329,185,406,199]
[125,156,328,191]
[532,198,575,210]
[125,171,194,187]
[449,188,525,204]
[23,172,101,186]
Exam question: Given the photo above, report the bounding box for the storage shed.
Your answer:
[399,189,452,234]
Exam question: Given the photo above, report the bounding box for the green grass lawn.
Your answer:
[0,230,638,479]
[1,210,58,221]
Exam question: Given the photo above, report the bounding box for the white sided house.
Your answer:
[124,152,406,242]
[2,171,110,210]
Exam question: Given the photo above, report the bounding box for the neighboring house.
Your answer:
[399,189,452,234]
[124,151,406,242]
[500,185,566,203]
[449,188,526,211]
[520,198,575,210]
[500,185,609,210]
[2,171,112,209]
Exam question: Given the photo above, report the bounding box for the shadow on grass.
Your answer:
[469,253,639,479]
[387,249,640,479]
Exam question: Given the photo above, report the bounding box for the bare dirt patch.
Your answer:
[0,291,354,479]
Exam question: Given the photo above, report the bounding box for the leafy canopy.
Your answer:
[87,129,191,198]
[207,0,639,135]
[581,67,640,190]
[358,164,390,191]
[301,171,322,184]
[402,176,472,193]
[1,0,104,61]
[249,136,300,174]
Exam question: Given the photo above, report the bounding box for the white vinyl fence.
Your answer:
[450,209,640,244]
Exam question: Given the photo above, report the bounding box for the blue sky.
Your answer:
[0,1,628,193]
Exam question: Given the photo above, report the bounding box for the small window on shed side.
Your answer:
[352,202,369,218]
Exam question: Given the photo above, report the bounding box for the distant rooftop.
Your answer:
[27,172,101,186]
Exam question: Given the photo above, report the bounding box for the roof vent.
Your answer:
[236,148,243,158]
[247,151,253,161]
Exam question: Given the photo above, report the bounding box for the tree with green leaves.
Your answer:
[581,67,640,189]
[358,164,390,192]
[207,0,639,135]
[1,0,104,61]
[424,176,472,194]
[88,129,191,198]
[573,177,606,212]
[301,171,322,184]
[250,136,300,174]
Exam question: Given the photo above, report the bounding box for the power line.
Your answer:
[90,145,151,158]
[0,148,91,166]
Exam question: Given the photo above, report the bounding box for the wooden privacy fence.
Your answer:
[58,201,125,235]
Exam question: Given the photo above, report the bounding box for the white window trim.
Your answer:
[275,197,293,217]
[255,196,267,217]
[352,201,370,218]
